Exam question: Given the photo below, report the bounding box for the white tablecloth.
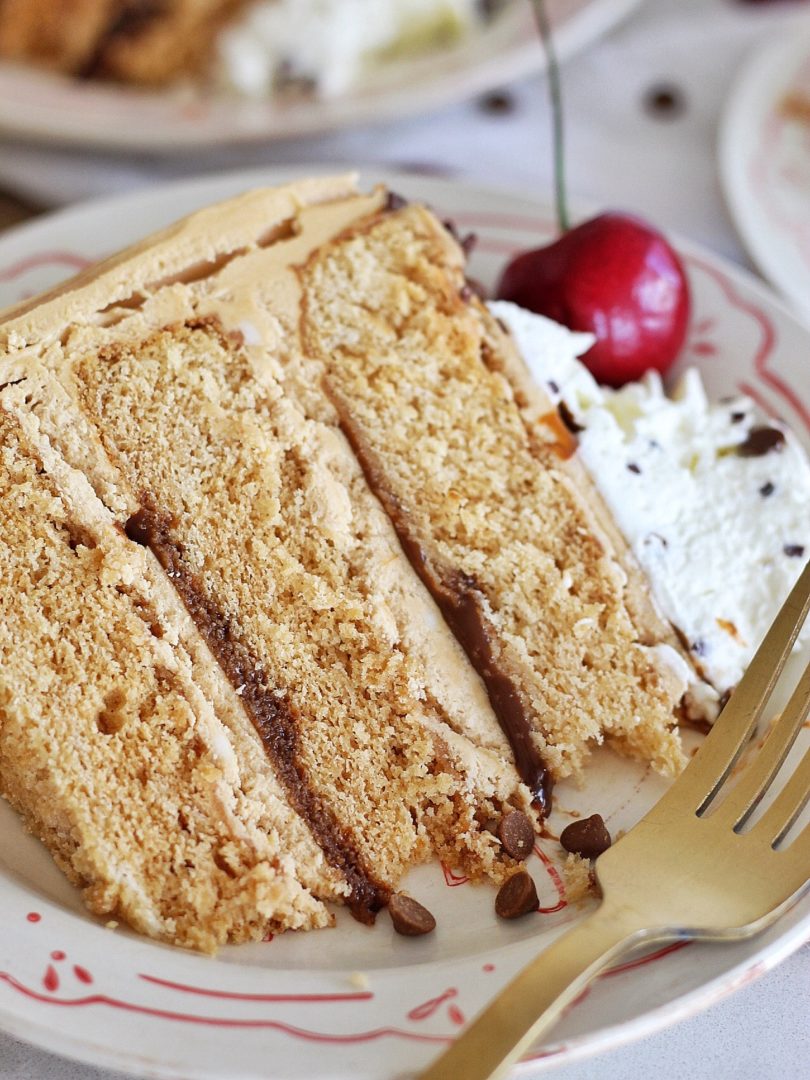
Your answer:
[0,0,808,1077]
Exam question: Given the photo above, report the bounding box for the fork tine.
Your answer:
[661,561,810,815]
[751,743,810,847]
[712,657,810,830]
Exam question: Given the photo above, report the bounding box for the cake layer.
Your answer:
[299,204,687,791]
[0,396,331,952]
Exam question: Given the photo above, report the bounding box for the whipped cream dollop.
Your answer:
[490,300,810,700]
[217,0,482,99]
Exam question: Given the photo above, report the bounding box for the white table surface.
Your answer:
[0,0,808,1077]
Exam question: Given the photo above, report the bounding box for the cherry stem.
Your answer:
[529,0,570,234]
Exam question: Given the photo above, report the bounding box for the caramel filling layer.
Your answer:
[334,409,553,815]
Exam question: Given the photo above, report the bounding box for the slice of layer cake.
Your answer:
[298,202,689,790]
[0,178,531,950]
[0,176,699,950]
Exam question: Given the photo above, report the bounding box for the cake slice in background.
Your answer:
[0,0,496,95]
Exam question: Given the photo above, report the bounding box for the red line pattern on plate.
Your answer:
[139,974,373,1004]
[685,254,809,433]
[0,973,452,1045]
[535,845,568,914]
[604,941,690,976]
[407,988,457,1022]
[441,862,469,887]
[0,251,92,283]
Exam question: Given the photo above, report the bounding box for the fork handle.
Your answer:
[418,901,672,1080]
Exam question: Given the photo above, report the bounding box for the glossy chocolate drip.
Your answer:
[332,410,553,815]
[124,499,388,923]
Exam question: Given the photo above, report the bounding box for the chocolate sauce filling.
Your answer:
[124,498,388,923]
[331,409,553,815]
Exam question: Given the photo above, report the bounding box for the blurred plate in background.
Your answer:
[0,0,642,152]
[720,16,810,323]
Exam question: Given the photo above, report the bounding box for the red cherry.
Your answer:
[496,213,691,387]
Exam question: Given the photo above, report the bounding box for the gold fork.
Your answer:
[420,559,810,1080]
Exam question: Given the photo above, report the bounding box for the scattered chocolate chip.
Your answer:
[124,508,152,547]
[495,870,538,919]
[479,89,516,115]
[644,532,669,549]
[730,410,746,424]
[478,0,506,18]
[385,191,409,212]
[691,639,707,656]
[784,544,806,558]
[388,894,436,937]
[497,810,536,860]
[648,438,661,449]
[643,82,686,120]
[559,814,612,859]
[627,462,642,474]
[558,401,584,434]
[736,426,786,457]
[464,277,488,301]
[759,481,776,498]
[547,379,560,395]
[442,219,477,257]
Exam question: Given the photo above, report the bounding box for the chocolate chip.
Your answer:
[443,218,477,256]
[385,191,409,212]
[547,379,560,395]
[464,277,488,301]
[479,90,516,115]
[124,508,152,547]
[759,481,775,498]
[691,639,707,656]
[644,532,669,549]
[730,411,746,424]
[784,544,805,558]
[627,462,642,474]
[736,426,786,457]
[388,894,436,936]
[461,232,477,257]
[558,401,584,434]
[495,870,538,919]
[643,82,686,120]
[559,814,612,859]
[497,810,535,860]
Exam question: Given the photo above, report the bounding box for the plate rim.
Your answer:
[0,163,808,1080]
[0,0,643,152]
[718,15,810,323]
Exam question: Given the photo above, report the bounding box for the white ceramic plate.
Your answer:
[720,15,810,322]
[0,167,808,1080]
[0,0,642,152]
